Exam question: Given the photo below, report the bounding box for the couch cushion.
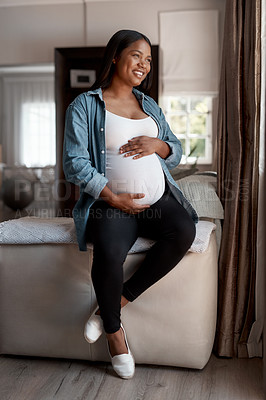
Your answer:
[0,217,216,254]
[176,174,224,219]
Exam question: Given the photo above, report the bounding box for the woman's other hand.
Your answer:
[119,136,170,159]
[100,186,150,214]
[111,192,150,214]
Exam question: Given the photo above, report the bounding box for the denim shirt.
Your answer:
[63,87,198,251]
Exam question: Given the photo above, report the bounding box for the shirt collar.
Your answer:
[132,87,145,102]
[88,87,144,103]
[88,88,104,101]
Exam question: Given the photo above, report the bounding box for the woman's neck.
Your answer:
[103,79,134,100]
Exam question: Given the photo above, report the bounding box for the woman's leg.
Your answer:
[87,201,138,334]
[122,192,196,302]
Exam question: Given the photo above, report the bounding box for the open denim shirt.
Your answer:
[63,88,198,251]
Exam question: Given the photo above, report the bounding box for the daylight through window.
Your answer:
[162,95,213,165]
[21,102,56,167]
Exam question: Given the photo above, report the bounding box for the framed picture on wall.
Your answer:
[70,69,96,88]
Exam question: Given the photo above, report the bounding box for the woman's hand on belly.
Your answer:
[100,185,150,214]
[112,192,151,214]
[119,136,171,160]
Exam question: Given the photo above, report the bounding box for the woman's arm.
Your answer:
[155,139,171,159]
[63,102,108,199]
[155,105,183,170]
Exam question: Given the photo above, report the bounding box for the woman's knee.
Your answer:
[170,216,196,250]
[91,246,125,286]
[182,220,196,248]
[93,243,129,266]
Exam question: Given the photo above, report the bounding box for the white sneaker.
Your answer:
[84,306,103,343]
[107,323,135,379]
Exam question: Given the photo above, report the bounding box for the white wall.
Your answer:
[0,3,84,65]
[0,0,225,66]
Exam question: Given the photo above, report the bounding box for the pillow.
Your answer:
[175,174,224,220]
[126,220,216,254]
[170,166,198,181]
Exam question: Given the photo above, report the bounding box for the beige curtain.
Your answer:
[159,10,219,94]
[215,0,261,357]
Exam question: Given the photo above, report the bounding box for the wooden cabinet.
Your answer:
[55,46,159,215]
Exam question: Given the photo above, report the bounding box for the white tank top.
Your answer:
[105,110,165,205]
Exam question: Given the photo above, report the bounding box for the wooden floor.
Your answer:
[0,353,263,400]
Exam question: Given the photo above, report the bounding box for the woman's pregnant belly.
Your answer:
[106,150,165,205]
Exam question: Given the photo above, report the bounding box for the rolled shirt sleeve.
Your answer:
[63,103,108,199]
[157,106,183,170]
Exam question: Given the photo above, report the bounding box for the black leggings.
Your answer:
[86,187,196,334]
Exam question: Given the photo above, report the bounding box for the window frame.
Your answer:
[160,94,217,165]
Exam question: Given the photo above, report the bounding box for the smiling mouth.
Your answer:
[133,71,145,78]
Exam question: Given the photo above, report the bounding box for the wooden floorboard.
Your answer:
[0,353,263,400]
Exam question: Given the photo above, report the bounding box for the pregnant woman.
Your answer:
[63,30,198,379]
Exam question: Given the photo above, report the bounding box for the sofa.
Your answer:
[0,173,224,369]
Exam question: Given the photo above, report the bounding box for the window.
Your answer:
[21,102,55,167]
[161,95,214,165]
[1,66,55,167]
[159,10,219,167]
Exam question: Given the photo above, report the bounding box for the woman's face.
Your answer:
[112,39,152,87]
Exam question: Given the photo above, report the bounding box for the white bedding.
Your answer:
[0,217,216,254]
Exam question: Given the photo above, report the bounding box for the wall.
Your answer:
[0,0,226,170]
[0,0,225,65]
[0,3,84,65]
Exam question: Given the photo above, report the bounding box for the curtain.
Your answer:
[159,10,219,95]
[247,0,265,358]
[2,73,55,167]
[215,0,261,357]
